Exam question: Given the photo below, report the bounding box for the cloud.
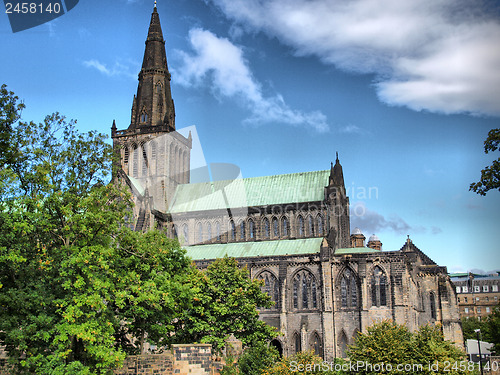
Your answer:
[339,124,364,134]
[173,28,329,132]
[350,202,442,236]
[207,0,500,117]
[82,59,138,80]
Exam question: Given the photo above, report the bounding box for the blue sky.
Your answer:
[1,0,499,273]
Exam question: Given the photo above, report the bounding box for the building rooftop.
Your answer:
[169,170,329,213]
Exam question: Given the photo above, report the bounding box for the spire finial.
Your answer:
[336,151,339,162]
[154,0,157,8]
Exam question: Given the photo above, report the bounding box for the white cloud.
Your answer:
[173,28,329,132]
[207,0,500,117]
[82,59,138,80]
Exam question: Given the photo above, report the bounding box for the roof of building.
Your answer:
[368,234,380,242]
[352,227,363,235]
[184,237,324,260]
[335,247,382,255]
[169,170,330,213]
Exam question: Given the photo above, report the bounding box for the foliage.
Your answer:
[348,321,473,374]
[262,351,346,375]
[461,317,490,342]
[0,84,24,166]
[470,128,500,195]
[0,88,193,374]
[173,256,277,352]
[487,303,500,354]
[237,342,279,375]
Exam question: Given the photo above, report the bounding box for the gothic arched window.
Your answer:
[230,220,236,241]
[215,222,221,242]
[317,215,323,236]
[196,222,203,243]
[294,332,301,354]
[151,141,157,158]
[249,219,255,240]
[124,146,129,165]
[430,292,437,320]
[340,268,358,308]
[371,266,388,307]
[292,270,318,310]
[308,215,314,236]
[142,145,147,176]
[298,215,304,237]
[182,224,188,245]
[282,217,288,237]
[263,218,270,239]
[133,145,138,177]
[273,217,279,238]
[240,221,246,240]
[207,223,212,242]
[311,333,321,357]
[256,271,279,310]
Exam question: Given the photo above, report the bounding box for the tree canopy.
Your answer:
[470,128,500,195]
[0,86,193,374]
[174,256,277,352]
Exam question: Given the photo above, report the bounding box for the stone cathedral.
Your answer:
[111,6,463,360]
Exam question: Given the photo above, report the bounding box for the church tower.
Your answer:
[325,153,350,249]
[112,4,192,231]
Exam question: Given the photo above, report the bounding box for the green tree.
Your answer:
[0,84,24,166]
[461,317,490,342]
[486,303,500,354]
[470,128,500,195]
[237,342,279,375]
[347,321,472,374]
[261,351,346,375]
[0,91,193,374]
[174,257,277,352]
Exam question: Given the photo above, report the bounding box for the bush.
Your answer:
[262,351,346,375]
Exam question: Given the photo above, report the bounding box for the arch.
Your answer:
[142,144,148,176]
[339,267,358,308]
[182,224,188,245]
[291,269,318,310]
[338,331,348,358]
[169,144,175,179]
[248,219,256,240]
[133,144,138,177]
[317,214,323,236]
[371,266,388,307]
[215,221,221,242]
[298,215,304,237]
[270,339,283,357]
[151,141,157,159]
[293,332,301,354]
[263,217,270,239]
[229,220,236,241]
[272,216,279,238]
[207,222,212,242]
[310,332,322,357]
[281,216,288,237]
[240,221,246,240]
[255,270,280,309]
[430,292,437,320]
[124,146,129,165]
[196,222,203,243]
[308,215,314,236]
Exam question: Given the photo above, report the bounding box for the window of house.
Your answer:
[317,215,323,236]
[142,146,147,176]
[477,307,481,313]
[124,146,129,164]
[476,297,480,302]
[207,223,212,241]
[486,297,489,302]
[293,270,317,310]
[464,307,469,314]
[483,285,489,292]
[249,219,255,239]
[464,297,468,302]
[263,218,270,239]
[341,268,358,308]
[298,216,304,237]
[256,271,279,310]
[492,285,499,292]
[273,217,279,238]
[430,292,437,320]
[197,222,203,243]
[308,216,314,236]
[371,266,387,307]
[462,286,468,293]
[230,220,236,241]
[215,222,221,241]
[486,307,490,313]
[282,217,288,237]
[240,221,246,240]
[456,286,461,293]
[474,286,480,293]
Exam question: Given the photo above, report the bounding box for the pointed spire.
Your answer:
[329,153,344,187]
[127,5,176,132]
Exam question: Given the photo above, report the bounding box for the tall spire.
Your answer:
[329,152,345,187]
[128,5,175,133]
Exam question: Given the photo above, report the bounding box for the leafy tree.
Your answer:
[237,341,279,375]
[0,84,24,166]
[0,91,193,374]
[461,317,490,342]
[470,128,500,195]
[261,351,346,375]
[174,257,277,352]
[347,321,473,374]
[486,303,500,354]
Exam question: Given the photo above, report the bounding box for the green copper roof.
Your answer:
[170,170,329,213]
[184,237,324,260]
[127,175,145,196]
[335,247,381,255]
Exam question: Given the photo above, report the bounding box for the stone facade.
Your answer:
[112,5,463,362]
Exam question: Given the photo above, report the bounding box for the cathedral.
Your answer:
[111,5,463,361]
